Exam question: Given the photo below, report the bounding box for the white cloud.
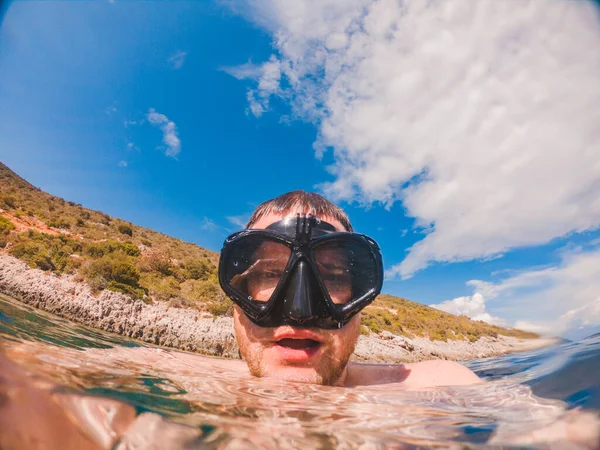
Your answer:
[224,56,282,117]
[430,293,507,326]
[440,246,600,336]
[221,62,264,80]
[147,108,181,157]
[512,320,553,335]
[233,0,600,278]
[227,214,251,228]
[168,50,187,70]
[200,217,219,232]
[118,160,128,168]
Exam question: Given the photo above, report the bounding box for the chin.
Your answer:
[264,366,335,385]
[264,365,324,384]
[260,352,346,386]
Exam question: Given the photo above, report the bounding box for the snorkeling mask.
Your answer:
[218,214,383,329]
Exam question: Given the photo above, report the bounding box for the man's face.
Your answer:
[232,210,361,386]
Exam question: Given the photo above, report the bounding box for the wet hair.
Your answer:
[246,190,353,232]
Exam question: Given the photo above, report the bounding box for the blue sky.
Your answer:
[1,1,600,338]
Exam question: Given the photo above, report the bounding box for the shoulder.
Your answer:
[346,360,481,389]
[345,362,410,386]
[403,360,481,388]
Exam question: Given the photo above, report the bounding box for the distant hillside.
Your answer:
[0,162,227,315]
[0,162,537,341]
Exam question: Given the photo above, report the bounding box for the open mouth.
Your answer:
[276,338,320,350]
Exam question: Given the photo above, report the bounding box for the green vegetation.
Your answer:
[0,162,538,339]
[118,224,133,236]
[0,216,15,234]
[362,294,538,341]
[0,216,15,248]
[0,162,222,315]
[10,231,82,273]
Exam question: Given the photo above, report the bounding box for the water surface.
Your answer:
[1,294,599,448]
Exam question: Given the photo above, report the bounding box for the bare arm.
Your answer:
[401,360,481,389]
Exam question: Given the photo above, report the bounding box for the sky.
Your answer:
[1,0,600,339]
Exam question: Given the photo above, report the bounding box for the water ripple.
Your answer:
[1,294,599,448]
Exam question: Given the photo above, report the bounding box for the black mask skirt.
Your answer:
[218,214,383,329]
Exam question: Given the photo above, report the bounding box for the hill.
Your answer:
[0,162,537,342]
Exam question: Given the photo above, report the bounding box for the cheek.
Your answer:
[233,307,270,344]
[330,314,361,347]
[247,279,276,302]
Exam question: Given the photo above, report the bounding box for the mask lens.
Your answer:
[224,237,291,302]
[314,239,378,305]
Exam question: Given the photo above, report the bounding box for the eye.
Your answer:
[265,270,282,278]
[259,268,283,280]
[322,268,349,283]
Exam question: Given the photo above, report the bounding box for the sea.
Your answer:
[1,293,599,449]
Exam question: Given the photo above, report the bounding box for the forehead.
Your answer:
[254,240,290,258]
[250,210,347,232]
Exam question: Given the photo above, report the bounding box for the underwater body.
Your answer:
[1,293,599,449]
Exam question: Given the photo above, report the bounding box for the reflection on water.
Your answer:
[1,293,599,448]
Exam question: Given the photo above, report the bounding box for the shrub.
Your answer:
[86,273,107,291]
[197,279,225,301]
[184,259,211,280]
[48,218,71,229]
[141,274,180,301]
[167,296,195,308]
[120,242,141,257]
[76,218,85,227]
[179,278,230,315]
[139,249,172,276]
[30,253,55,271]
[2,195,16,209]
[106,281,146,300]
[11,240,41,260]
[0,216,15,235]
[83,256,140,290]
[118,224,133,236]
[9,236,75,273]
[99,214,111,226]
[85,242,108,258]
[205,299,233,317]
[367,322,380,334]
[84,240,140,258]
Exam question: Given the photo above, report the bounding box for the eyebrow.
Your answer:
[317,261,347,272]
[254,247,290,259]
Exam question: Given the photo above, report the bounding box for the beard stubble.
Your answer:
[234,312,360,386]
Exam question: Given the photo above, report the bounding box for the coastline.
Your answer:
[0,253,556,363]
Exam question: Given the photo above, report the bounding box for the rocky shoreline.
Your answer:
[0,253,555,363]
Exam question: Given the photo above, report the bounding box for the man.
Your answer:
[219,190,480,388]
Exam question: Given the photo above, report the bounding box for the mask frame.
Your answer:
[218,215,384,329]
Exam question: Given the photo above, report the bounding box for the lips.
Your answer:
[272,330,323,362]
[273,329,323,343]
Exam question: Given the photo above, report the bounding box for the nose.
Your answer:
[283,261,315,323]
